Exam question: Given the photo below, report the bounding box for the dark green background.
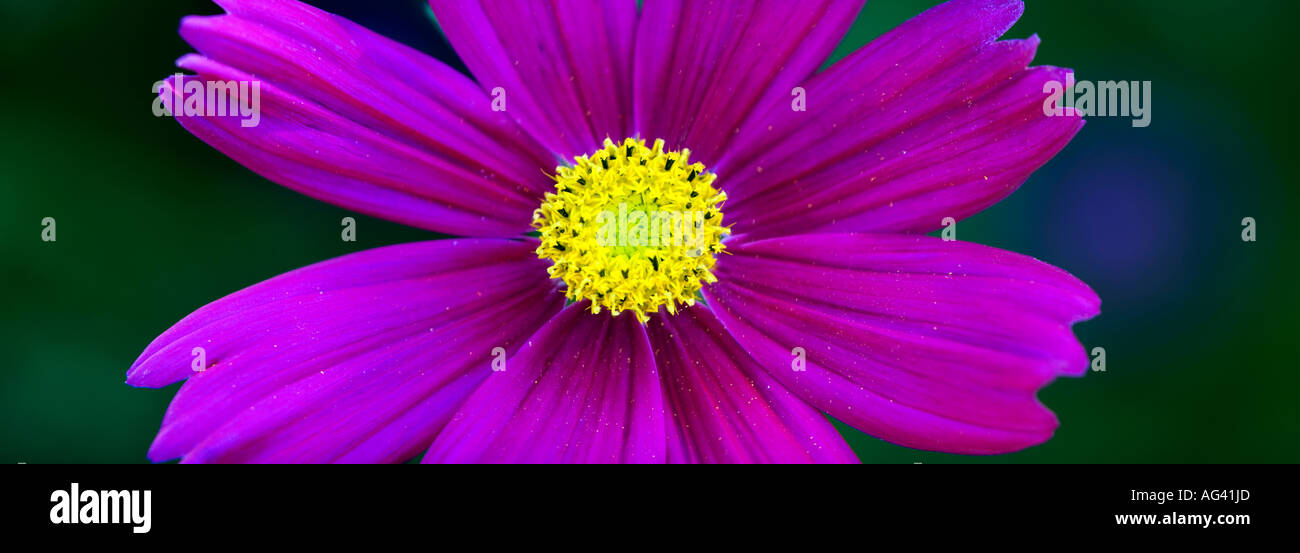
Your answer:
[2,1,1295,463]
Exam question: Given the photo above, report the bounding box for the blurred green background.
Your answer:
[1,0,1295,463]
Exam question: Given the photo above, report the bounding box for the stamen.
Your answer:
[532,138,730,324]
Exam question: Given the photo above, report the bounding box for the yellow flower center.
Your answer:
[533,137,729,324]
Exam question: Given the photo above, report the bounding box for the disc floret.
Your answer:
[533,137,729,323]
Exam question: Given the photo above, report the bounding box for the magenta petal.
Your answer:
[705,233,1100,454]
[129,240,562,463]
[164,0,554,236]
[720,0,1083,239]
[429,0,637,159]
[634,0,864,163]
[425,304,666,463]
[648,307,858,463]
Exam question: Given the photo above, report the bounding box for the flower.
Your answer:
[131,0,1098,463]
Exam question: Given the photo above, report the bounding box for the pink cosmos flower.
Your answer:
[130,0,1098,463]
